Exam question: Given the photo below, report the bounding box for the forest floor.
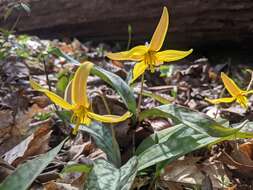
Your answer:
[0,34,253,189]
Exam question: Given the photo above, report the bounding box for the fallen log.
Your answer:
[1,0,253,48]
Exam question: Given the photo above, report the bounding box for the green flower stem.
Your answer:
[137,73,145,119]
[132,73,145,154]
[90,90,121,167]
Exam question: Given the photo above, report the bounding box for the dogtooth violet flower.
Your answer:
[106,7,193,82]
[30,61,132,134]
[205,72,253,109]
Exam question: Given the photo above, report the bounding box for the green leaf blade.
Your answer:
[0,139,66,190]
[136,104,253,171]
[140,104,243,137]
[136,124,218,171]
[86,156,137,190]
[77,122,121,168]
[62,163,92,174]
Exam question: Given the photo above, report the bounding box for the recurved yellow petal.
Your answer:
[149,7,169,51]
[221,72,242,97]
[242,90,253,95]
[64,79,72,104]
[106,45,148,61]
[88,111,132,123]
[205,97,235,104]
[72,62,93,107]
[131,61,148,83]
[80,115,92,126]
[30,79,73,110]
[156,49,193,63]
[236,95,248,109]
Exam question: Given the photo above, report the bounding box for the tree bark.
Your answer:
[1,0,253,48]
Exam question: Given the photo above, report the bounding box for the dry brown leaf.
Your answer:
[158,180,184,190]
[161,157,232,188]
[87,148,106,160]
[68,142,93,161]
[217,151,253,178]
[3,125,52,166]
[147,118,171,132]
[201,175,213,190]
[0,158,14,183]
[239,140,253,161]
[110,60,124,68]
[15,103,46,135]
[59,43,74,54]
[32,95,51,108]
[37,170,60,183]
[58,172,86,190]
[0,110,13,128]
[44,181,79,190]
[0,104,46,156]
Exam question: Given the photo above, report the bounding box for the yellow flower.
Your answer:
[30,61,132,134]
[106,7,193,82]
[205,72,253,109]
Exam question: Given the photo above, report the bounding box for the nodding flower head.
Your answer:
[30,61,132,134]
[206,72,253,109]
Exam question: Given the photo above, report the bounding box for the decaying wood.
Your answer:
[1,0,253,47]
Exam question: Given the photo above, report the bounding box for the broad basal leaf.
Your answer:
[0,139,66,190]
[141,90,173,104]
[48,47,80,65]
[136,104,253,171]
[139,104,244,137]
[86,156,137,190]
[136,123,253,171]
[77,122,121,168]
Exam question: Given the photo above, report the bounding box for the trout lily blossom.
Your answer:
[106,7,193,82]
[205,72,253,109]
[30,62,132,134]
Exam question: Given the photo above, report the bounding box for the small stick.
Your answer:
[41,56,68,130]
[247,70,253,91]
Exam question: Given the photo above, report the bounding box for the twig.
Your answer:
[42,57,57,110]
[247,70,253,91]
[10,13,21,32]
[42,56,68,130]
[148,85,188,92]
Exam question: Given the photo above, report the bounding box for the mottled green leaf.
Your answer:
[136,104,253,171]
[0,139,66,190]
[86,156,137,190]
[139,104,244,137]
[48,47,80,65]
[141,90,173,104]
[136,123,253,171]
[77,122,121,168]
